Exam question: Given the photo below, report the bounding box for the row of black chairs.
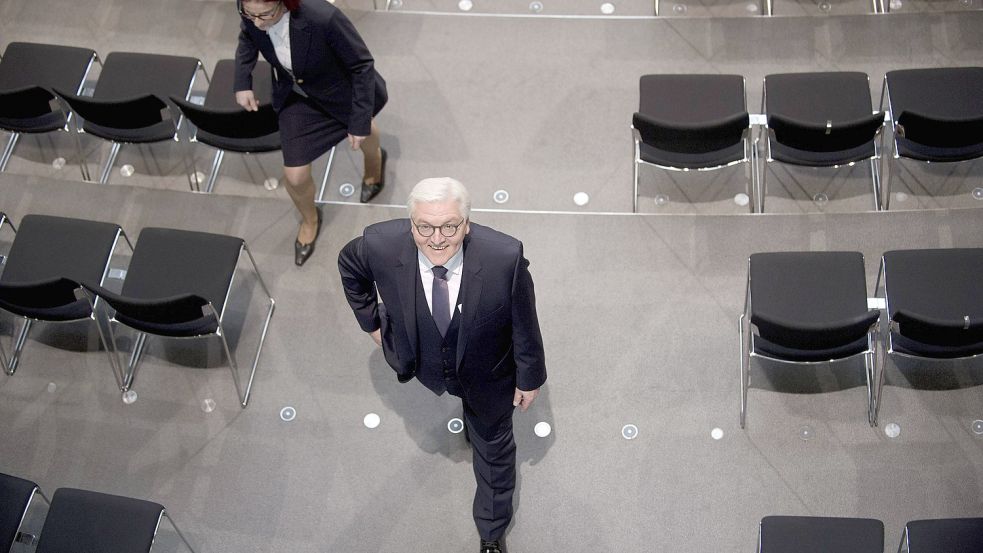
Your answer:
[740,248,983,428]
[758,515,983,553]
[0,212,275,408]
[0,42,336,196]
[1,472,196,553]
[632,68,983,212]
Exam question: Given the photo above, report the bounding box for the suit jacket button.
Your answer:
[296,78,304,84]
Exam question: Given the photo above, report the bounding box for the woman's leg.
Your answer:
[360,120,383,185]
[283,163,319,245]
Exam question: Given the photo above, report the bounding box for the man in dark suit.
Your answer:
[338,178,547,553]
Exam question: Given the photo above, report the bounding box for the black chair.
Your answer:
[35,487,197,553]
[874,248,983,424]
[55,51,203,185]
[171,59,279,193]
[632,74,754,213]
[0,42,98,176]
[0,472,50,552]
[761,72,885,212]
[740,252,880,428]
[880,67,983,210]
[0,214,129,382]
[758,516,884,553]
[896,518,983,553]
[82,227,275,408]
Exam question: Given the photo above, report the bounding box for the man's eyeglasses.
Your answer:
[239,0,282,21]
[414,219,467,238]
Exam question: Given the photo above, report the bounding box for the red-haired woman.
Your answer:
[235,0,388,266]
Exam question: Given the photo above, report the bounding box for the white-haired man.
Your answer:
[338,177,546,553]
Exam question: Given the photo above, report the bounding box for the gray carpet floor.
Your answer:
[1,1,983,552]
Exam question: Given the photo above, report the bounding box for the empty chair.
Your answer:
[740,252,880,428]
[0,42,97,175]
[0,472,50,552]
[83,227,275,407]
[171,59,279,193]
[632,74,754,213]
[896,518,983,553]
[880,67,983,210]
[55,51,202,185]
[760,72,885,212]
[875,248,983,423]
[35,487,197,553]
[0,214,128,382]
[758,516,884,553]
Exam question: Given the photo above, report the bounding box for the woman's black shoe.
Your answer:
[360,148,387,203]
[294,206,323,266]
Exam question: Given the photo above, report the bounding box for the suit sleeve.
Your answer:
[338,236,381,333]
[511,243,547,391]
[234,21,260,93]
[324,9,377,137]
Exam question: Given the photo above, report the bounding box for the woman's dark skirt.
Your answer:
[277,91,385,168]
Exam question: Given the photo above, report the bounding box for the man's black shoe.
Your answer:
[480,538,506,553]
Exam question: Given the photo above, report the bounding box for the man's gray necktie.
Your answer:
[431,265,450,336]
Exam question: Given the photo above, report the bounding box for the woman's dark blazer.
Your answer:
[234,0,387,137]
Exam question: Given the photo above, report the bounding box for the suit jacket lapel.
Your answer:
[288,11,311,77]
[396,238,419,363]
[456,235,482,370]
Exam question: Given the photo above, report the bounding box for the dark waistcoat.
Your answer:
[414,270,464,397]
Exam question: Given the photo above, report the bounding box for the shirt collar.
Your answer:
[417,247,464,276]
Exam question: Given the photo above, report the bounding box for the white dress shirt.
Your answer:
[417,248,464,321]
[267,13,292,72]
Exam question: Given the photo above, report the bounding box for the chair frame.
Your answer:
[631,76,756,213]
[758,74,884,213]
[871,256,983,426]
[0,49,98,178]
[84,241,275,408]
[0,220,132,382]
[739,256,880,428]
[1,475,51,551]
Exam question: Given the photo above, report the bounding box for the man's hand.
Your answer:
[235,90,259,111]
[348,133,366,150]
[369,329,382,347]
[513,388,539,412]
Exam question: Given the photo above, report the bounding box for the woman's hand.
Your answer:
[235,90,259,111]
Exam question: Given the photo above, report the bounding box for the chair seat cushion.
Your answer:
[0,473,39,552]
[754,333,870,362]
[760,516,884,553]
[0,86,66,133]
[195,129,281,153]
[639,141,746,170]
[0,278,91,321]
[770,139,875,167]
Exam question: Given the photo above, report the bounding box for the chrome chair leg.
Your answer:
[98,142,122,184]
[317,146,336,203]
[205,149,225,194]
[6,318,34,375]
[0,132,21,172]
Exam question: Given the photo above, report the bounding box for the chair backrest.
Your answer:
[886,67,983,157]
[750,251,877,349]
[121,227,244,316]
[35,488,164,553]
[205,59,273,109]
[635,74,749,158]
[759,516,884,553]
[883,248,983,347]
[903,518,983,553]
[0,472,39,552]
[0,42,96,95]
[0,214,121,287]
[92,52,200,103]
